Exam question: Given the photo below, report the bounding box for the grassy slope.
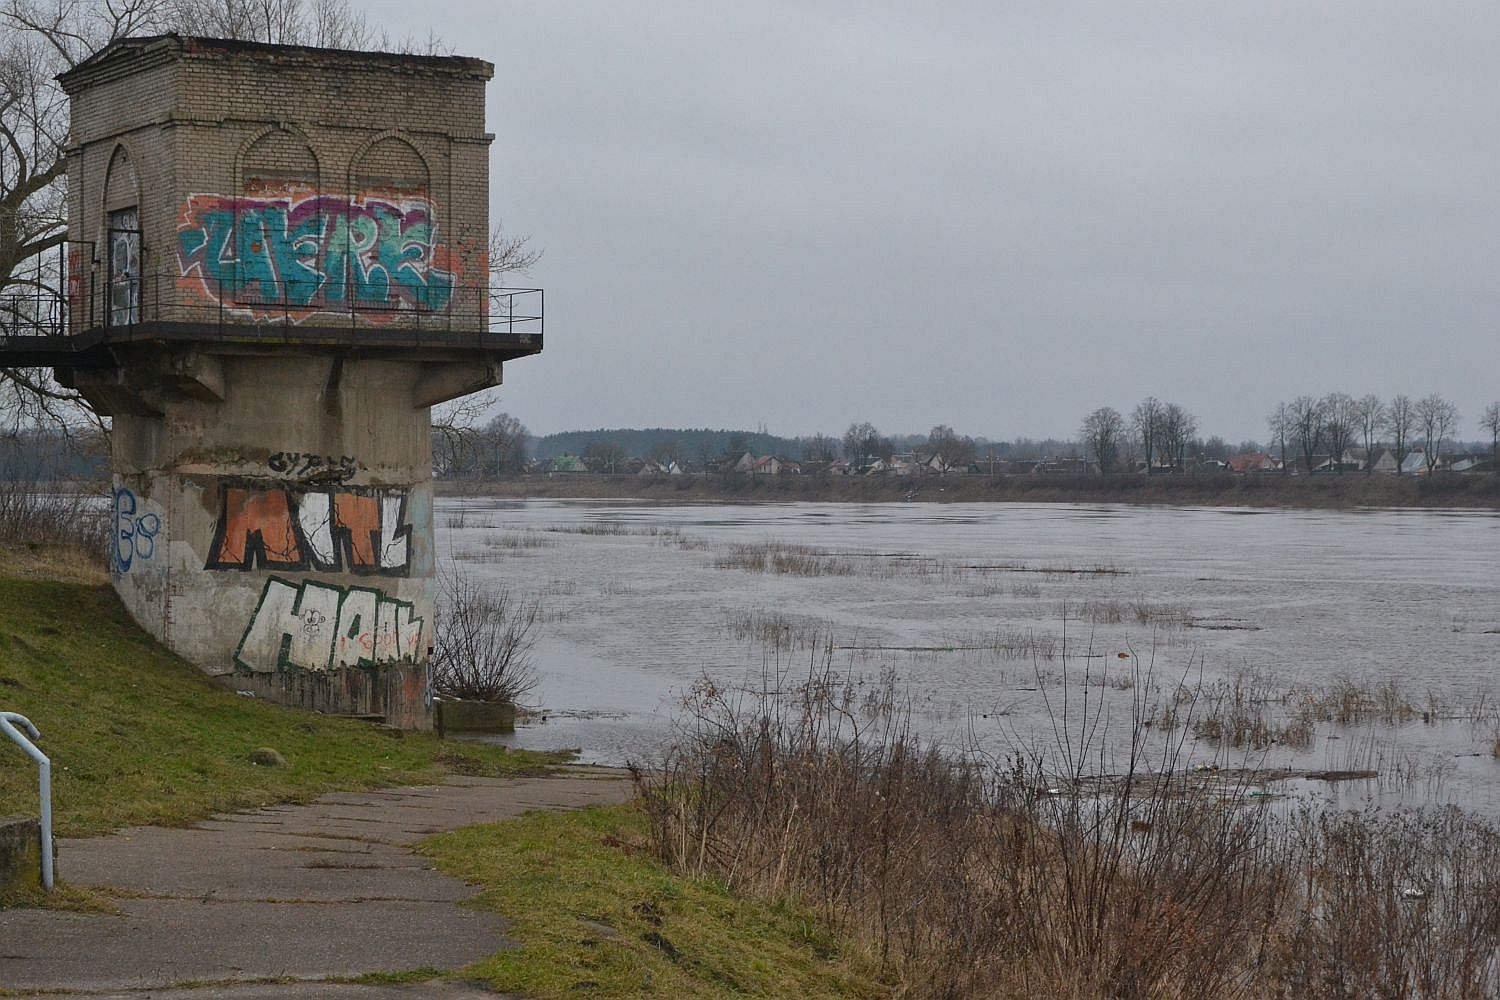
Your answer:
[421,805,890,1000]
[0,557,883,994]
[0,572,553,837]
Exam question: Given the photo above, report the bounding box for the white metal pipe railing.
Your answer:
[0,711,53,890]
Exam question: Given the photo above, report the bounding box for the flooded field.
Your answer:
[438,498,1500,817]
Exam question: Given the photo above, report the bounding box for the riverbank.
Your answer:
[0,555,885,997]
[442,471,1500,508]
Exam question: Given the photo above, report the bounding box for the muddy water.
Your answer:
[438,499,1500,817]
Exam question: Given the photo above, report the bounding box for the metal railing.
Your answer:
[0,711,53,890]
[2,274,542,349]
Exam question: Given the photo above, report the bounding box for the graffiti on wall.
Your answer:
[267,452,360,482]
[175,188,457,323]
[235,577,424,672]
[206,485,411,575]
[112,487,161,575]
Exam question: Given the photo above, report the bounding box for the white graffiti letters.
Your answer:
[235,578,424,673]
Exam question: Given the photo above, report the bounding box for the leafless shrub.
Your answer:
[0,446,106,558]
[431,564,540,704]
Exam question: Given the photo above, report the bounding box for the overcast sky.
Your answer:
[363,1,1498,443]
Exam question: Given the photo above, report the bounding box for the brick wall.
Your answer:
[61,36,494,333]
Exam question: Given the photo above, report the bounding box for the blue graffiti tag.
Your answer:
[112,488,161,575]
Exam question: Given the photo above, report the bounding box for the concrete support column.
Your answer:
[100,350,443,729]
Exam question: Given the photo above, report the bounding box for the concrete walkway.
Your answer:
[0,767,633,996]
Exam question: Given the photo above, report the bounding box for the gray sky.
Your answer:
[363,1,1498,442]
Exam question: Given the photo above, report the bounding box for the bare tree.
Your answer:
[1384,394,1415,476]
[926,424,975,471]
[800,433,838,464]
[1321,392,1356,474]
[1267,402,1291,476]
[842,422,886,468]
[0,2,157,432]
[164,0,382,47]
[1414,393,1459,475]
[1131,397,1163,474]
[1287,395,1325,476]
[1079,407,1124,476]
[1159,402,1196,472]
[1353,394,1385,475]
[1482,402,1500,475]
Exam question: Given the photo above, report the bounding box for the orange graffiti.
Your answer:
[212,487,302,567]
[332,492,380,568]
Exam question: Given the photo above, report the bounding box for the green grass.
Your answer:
[0,576,558,837]
[420,804,891,999]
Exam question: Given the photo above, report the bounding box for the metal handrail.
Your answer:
[1,276,544,346]
[0,711,53,890]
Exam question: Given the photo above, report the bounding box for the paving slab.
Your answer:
[0,767,633,995]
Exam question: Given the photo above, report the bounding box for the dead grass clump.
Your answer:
[1068,598,1193,628]
[637,654,1500,998]
[1293,675,1423,725]
[712,541,855,577]
[725,609,830,652]
[0,476,107,582]
[483,529,556,550]
[637,654,1285,998]
[1192,675,1313,751]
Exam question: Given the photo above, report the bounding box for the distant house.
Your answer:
[749,455,798,475]
[1370,449,1400,474]
[717,451,756,474]
[1035,457,1090,475]
[1449,456,1483,474]
[749,455,779,475]
[548,453,587,474]
[1313,450,1364,474]
[919,453,953,475]
[1400,451,1427,476]
[1228,451,1277,474]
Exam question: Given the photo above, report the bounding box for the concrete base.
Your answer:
[228,663,432,731]
[0,816,43,892]
[434,699,516,735]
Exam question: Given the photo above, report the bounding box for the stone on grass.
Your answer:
[248,747,288,768]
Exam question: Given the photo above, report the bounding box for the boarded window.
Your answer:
[108,207,141,327]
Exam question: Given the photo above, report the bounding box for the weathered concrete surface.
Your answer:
[0,815,42,891]
[0,767,631,995]
[436,699,517,735]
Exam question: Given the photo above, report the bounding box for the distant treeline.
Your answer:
[532,428,796,463]
[0,430,107,481]
[446,469,1500,509]
[529,426,1006,464]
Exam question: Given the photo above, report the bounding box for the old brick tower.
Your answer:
[29,35,541,727]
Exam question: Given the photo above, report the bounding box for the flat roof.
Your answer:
[59,33,493,92]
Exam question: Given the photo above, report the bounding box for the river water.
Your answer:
[437,498,1500,816]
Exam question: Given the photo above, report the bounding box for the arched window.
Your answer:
[235,129,321,309]
[104,146,141,327]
